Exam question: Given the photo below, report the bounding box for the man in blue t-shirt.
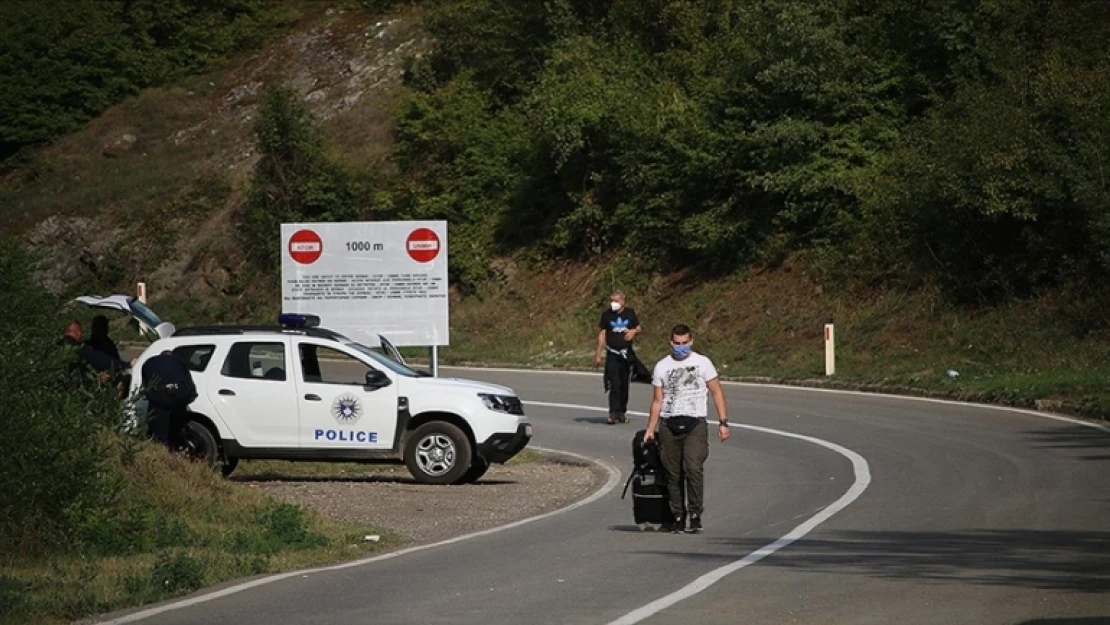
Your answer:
[593,291,641,425]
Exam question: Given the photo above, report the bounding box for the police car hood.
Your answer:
[412,376,517,397]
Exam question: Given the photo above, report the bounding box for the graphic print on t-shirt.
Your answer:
[662,365,705,417]
[599,308,639,350]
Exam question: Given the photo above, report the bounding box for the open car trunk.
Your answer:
[74,295,176,340]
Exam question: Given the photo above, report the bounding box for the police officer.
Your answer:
[59,320,128,384]
[85,315,121,362]
[141,350,197,448]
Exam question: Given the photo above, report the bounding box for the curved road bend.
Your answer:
[99,368,1110,625]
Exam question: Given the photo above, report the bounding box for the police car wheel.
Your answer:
[461,457,490,483]
[404,421,472,485]
[181,421,220,469]
[221,456,239,477]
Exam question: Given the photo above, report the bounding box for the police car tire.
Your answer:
[461,457,490,483]
[404,421,472,485]
[221,456,239,477]
[183,420,220,469]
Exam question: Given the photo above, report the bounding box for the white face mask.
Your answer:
[609,301,621,312]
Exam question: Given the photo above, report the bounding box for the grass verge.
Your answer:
[0,439,397,625]
[437,260,1110,421]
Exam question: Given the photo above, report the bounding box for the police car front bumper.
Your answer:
[478,423,532,464]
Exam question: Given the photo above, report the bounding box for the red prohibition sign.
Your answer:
[289,229,323,264]
[406,228,441,263]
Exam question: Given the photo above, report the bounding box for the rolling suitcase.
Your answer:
[621,429,677,531]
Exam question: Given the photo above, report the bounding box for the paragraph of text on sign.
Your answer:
[285,273,446,302]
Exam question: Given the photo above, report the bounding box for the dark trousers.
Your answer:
[147,401,187,448]
[658,418,709,519]
[604,351,631,414]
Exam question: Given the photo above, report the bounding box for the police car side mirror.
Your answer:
[364,369,391,390]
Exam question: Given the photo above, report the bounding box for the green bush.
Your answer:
[150,552,206,594]
[240,85,367,271]
[223,502,328,555]
[0,239,129,555]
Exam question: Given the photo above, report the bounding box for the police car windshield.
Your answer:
[348,343,420,377]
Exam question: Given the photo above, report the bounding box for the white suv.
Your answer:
[91,305,532,485]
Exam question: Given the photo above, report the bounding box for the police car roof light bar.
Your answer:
[278,313,321,328]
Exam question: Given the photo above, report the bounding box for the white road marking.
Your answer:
[94,447,621,624]
[444,365,1110,435]
[524,400,872,625]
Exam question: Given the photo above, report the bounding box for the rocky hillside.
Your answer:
[5,5,428,319]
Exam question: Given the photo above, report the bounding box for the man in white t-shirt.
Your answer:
[644,324,730,533]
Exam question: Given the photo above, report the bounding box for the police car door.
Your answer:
[210,337,298,447]
[293,339,398,451]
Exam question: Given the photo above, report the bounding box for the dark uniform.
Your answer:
[85,334,121,362]
[141,352,197,447]
[60,335,127,383]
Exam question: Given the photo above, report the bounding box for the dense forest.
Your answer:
[3,0,1109,325]
[0,0,298,165]
[381,0,1110,316]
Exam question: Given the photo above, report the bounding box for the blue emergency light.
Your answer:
[278,313,321,328]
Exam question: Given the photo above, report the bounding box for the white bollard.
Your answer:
[824,317,835,376]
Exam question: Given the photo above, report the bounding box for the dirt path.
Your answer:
[238,454,606,544]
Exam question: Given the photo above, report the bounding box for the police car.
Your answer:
[85,301,532,484]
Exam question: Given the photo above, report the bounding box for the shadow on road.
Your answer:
[231,474,517,486]
[645,529,1110,592]
[574,416,619,425]
[609,524,673,533]
[1023,426,1110,461]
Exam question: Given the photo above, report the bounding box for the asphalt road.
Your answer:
[99,367,1110,625]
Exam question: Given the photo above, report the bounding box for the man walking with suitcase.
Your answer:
[644,324,730,533]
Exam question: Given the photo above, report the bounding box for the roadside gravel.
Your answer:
[239,454,608,544]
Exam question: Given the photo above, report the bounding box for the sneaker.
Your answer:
[606,413,616,425]
[617,412,630,424]
[669,516,685,534]
[686,514,703,534]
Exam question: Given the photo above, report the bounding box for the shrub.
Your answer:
[0,239,128,555]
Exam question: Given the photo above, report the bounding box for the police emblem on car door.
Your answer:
[332,394,363,423]
[295,341,398,449]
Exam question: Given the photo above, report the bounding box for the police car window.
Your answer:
[221,342,286,381]
[299,344,371,385]
[348,343,420,377]
[172,344,216,372]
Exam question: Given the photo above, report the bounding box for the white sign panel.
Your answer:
[281,221,449,347]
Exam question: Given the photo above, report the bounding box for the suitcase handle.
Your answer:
[620,471,639,499]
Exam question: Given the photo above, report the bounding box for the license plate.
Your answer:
[525,424,533,438]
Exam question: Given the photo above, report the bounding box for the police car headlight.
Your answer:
[479,393,523,415]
